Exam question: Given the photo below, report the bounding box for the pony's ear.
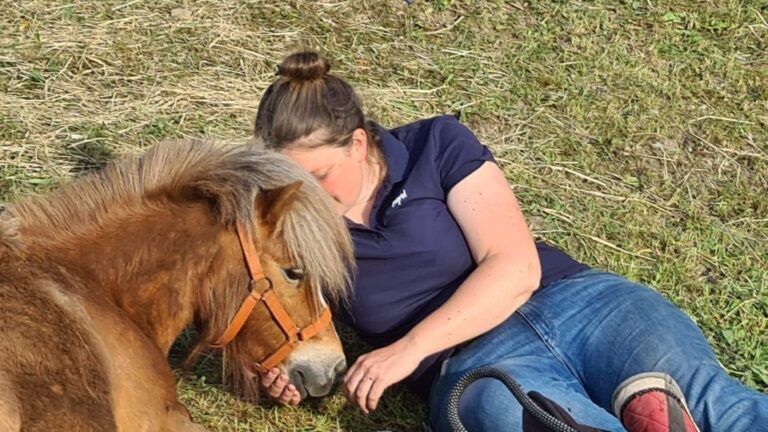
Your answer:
[255,181,303,235]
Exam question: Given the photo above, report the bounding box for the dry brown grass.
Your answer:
[2,1,766,430]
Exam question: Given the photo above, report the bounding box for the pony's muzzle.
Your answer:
[287,355,347,399]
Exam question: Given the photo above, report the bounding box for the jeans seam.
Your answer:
[517,306,582,383]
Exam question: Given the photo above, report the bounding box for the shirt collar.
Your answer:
[345,127,409,231]
[378,127,408,185]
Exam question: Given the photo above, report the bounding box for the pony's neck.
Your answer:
[27,203,235,355]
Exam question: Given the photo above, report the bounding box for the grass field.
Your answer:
[1,1,766,430]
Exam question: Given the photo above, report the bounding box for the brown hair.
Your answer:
[254,51,384,166]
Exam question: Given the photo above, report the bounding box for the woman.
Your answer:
[253,51,768,431]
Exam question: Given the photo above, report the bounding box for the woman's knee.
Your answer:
[429,376,523,431]
[454,378,524,431]
[677,363,768,431]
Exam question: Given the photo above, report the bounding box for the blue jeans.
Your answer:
[428,270,768,431]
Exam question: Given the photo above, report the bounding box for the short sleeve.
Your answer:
[431,116,496,193]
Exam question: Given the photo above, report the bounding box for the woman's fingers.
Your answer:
[288,387,301,406]
[342,357,367,401]
[279,384,301,406]
[343,355,382,414]
[270,374,289,399]
[354,374,375,414]
[341,342,423,413]
[260,368,280,387]
[260,368,302,406]
[278,384,294,404]
[367,378,386,412]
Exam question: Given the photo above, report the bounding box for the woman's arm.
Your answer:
[409,160,541,353]
[343,161,541,412]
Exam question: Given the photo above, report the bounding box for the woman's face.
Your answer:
[283,128,369,216]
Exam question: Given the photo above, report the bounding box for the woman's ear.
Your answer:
[350,128,369,162]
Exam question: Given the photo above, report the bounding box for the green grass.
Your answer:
[1,1,766,430]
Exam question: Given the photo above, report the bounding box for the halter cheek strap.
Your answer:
[210,222,333,373]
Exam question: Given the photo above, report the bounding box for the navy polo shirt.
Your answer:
[338,115,589,400]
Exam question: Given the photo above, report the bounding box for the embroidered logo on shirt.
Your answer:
[391,189,408,208]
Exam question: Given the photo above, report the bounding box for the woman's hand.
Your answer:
[260,368,302,406]
[343,337,423,414]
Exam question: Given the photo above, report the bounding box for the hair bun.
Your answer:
[277,51,331,81]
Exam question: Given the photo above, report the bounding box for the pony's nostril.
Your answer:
[333,357,347,377]
[288,356,348,397]
[290,369,309,399]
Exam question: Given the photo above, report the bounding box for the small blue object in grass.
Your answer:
[404,0,413,4]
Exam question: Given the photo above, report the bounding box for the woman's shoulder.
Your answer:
[389,115,476,150]
[383,115,491,189]
[390,114,463,135]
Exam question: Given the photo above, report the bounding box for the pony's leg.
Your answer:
[0,372,21,432]
[76,298,204,432]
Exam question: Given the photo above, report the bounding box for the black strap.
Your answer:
[446,366,609,432]
[524,391,605,432]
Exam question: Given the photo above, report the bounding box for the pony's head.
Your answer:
[6,139,354,402]
[170,141,354,401]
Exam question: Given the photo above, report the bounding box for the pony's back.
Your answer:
[0,225,116,431]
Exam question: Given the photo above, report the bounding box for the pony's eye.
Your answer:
[281,267,305,284]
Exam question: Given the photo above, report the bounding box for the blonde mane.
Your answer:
[6,139,353,304]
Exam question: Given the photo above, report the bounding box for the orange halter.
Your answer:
[210,222,332,374]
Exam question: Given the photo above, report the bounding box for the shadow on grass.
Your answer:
[64,139,116,175]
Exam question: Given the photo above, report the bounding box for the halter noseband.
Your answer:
[210,222,332,374]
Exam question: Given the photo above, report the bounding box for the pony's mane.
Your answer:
[0,211,21,262]
[6,139,353,304]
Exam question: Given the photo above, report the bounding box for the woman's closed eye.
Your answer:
[311,165,332,181]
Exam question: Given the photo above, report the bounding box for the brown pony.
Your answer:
[0,139,354,431]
